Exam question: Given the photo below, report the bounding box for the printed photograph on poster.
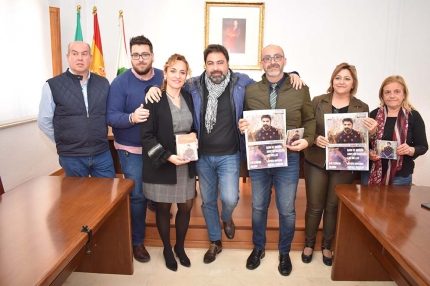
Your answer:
[243,109,287,170]
[376,140,398,159]
[286,128,304,146]
[176,133,198,161]
[324,112,369,171]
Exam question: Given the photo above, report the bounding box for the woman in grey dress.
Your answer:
[141,54,196,272]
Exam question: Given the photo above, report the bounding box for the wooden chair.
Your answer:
[0,176,4,195]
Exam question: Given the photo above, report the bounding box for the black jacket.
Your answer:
[141,90,196,184]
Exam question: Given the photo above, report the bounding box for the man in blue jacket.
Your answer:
[107,35,163,263]
[147,44,303,264]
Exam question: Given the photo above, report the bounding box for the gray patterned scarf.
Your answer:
[204,70,231,134]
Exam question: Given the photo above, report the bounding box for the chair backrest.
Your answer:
[0,176,4,195]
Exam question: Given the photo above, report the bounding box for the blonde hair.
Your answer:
[161,54,192,91]
[326,62,358,97]
[378,75,414,112]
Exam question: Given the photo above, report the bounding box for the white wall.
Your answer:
[2,0,429,190]
[0,123,59,191]
[0,0,60,191]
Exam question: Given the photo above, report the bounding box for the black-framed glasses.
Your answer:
[131,53,152,60]
[262,55,283,63]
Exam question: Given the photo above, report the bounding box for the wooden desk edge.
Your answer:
[335,184,429,285]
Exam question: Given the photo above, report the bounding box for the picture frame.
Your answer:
[204,2,265,70]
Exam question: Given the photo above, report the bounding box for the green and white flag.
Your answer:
[116,14,129,75]
[74,8,83,41]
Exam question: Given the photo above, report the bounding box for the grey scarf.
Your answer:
[204,70,231,134]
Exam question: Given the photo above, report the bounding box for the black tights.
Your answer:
[156,199,193,261]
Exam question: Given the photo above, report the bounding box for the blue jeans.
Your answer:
[117,150,148,245]
[196,153,240,241]
[59,149,115,178]
[249,152,300,254]
[361,171,412,186]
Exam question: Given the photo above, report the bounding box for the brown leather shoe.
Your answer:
[133,244,150,263]
[223,219,235,239]
[203,242,222,263]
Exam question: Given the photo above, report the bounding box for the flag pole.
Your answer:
[93,6,97,15]
[74,5,83,41]
[116,10,129,75]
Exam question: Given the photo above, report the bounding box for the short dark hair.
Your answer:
[342,118,353,124]
[204,44,229,63]
[129,35,153,53]
[261,115,271,121]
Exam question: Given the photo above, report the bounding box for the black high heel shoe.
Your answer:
[163,248,178,271]
[301,245,314,263]
[322,246,333,266]
[174,245,191,267]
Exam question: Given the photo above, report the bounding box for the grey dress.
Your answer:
[144,95,196,203]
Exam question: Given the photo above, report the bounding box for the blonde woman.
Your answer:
[141,54,196,272]
[361,75,428,185]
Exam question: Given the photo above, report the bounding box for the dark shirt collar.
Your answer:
[267,74,287,94]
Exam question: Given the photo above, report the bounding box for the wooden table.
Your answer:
[0,176,134,286]
[332,184,430,285]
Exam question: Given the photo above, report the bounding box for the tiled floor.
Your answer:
[64,247,397,286]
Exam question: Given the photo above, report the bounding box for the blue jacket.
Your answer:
[184,70,255,159]
[107,68,163,147]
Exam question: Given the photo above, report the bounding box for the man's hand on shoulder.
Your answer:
[145,87,162,104]
[290,73,306,90]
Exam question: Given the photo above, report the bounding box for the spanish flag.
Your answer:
[89,7,106,77]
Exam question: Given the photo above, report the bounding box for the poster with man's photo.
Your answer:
[324,112,369,171]
[243,109,287,170]
[286,128,304,146]
[376,140,398,159]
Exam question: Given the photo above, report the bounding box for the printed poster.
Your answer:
[176,133,198,161]
[286,128,304,146]
[243,109,287,170]
[376,140,398,159]
[324,112,369,171]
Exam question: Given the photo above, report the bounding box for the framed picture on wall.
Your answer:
[204,2,265,70]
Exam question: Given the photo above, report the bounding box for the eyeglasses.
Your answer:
[261,55,283,63]
[131,53,152,60]
[383,89,403,96]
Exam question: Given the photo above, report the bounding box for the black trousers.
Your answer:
[303,161,355,248]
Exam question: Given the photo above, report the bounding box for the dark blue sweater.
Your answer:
[107,68,163,146]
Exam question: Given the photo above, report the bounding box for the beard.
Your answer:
[344,128,352,133]
[265,63,283,77]
[132,61,152,76]
[263,124,270,130]
[208,70,227,84]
